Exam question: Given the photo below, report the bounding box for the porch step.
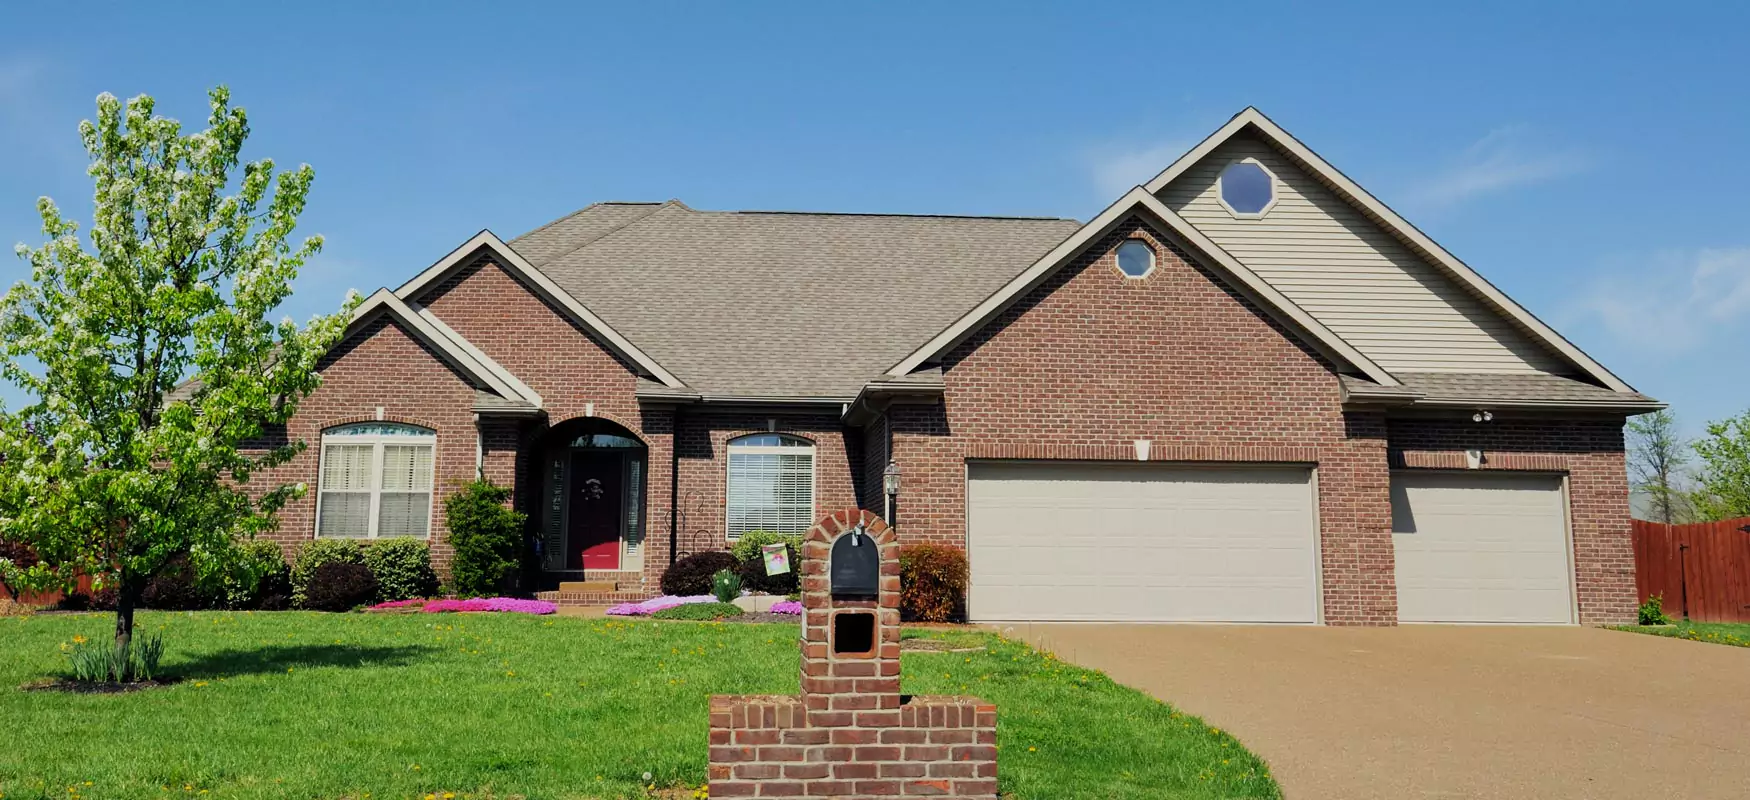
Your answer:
[537,589,652,607]
[557,580,619,594]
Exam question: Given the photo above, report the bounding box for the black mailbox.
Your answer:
[829,526,880,599]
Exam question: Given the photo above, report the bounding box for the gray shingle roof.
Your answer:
[1394,372,1658,405]
[510,201,1082,398]
[1341,373,1659,407]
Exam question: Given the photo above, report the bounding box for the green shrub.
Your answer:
[738,548,800,595]
[899,544,969,623]
[303,561,378,612]
[291,539,365,608]
[363,538,439,602]
[224,539,292,610]
[660,551,740,597]
[1638,593,1673,625]
[650,601,744,621]
[733,532,801,595]
[729,531,804,563]
[712,568,742,603]
[444,480,528,598]
[67,634,164,683]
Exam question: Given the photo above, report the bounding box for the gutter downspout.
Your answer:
[473,412,483,479]
[669,404,681,567]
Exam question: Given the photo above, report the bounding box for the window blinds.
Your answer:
[727,450,814,538]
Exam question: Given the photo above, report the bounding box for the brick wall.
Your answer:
[709,510,997,799]
[255,315,482,570]
[674,410,862,558]
[415,254,675,589]
[891,218,1400,624]
[1387,416,1636,624]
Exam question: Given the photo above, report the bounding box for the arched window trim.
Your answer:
[725,433,817,539]
[315,422,437,540]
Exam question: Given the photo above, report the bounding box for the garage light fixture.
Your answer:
[1472,410,1494,423]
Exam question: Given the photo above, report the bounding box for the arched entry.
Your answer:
[536,417,648,573]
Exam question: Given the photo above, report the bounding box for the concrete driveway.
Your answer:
[1003,624,1750,799]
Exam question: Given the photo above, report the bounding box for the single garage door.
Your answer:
[1391,471,1573,623]
[966,462,1319,623]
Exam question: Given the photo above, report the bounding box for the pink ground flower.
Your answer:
[769,601,803,615]
[417,597,557,615]
[604,595,715,616]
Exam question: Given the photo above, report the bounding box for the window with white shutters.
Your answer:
[316,423,436,539]
[726,434,815,539]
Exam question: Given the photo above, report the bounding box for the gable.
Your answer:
[413,255,642,422]
[941,216,1346,437]
[1157,131,1567,376]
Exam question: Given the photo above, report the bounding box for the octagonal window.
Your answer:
[1219,159,1276,217]
[1116,239,1155,278]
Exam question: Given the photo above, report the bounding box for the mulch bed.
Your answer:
[20,677,181,694]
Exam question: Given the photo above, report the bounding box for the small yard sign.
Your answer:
[761,542,790,576]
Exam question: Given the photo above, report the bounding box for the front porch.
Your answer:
[529,417,655,604]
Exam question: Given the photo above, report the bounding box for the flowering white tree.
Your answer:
[0,88,356,665]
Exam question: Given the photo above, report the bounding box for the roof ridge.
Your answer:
[720,209,1078,222]
[508,201,667,246]
[525,201,673,266]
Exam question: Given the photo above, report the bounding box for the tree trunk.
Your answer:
[113,581,137,680]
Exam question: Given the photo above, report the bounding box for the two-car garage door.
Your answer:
[966,462,1576,624]
[966,462,1320,623]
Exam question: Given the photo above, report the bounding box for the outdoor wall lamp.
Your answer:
[1471,410,1494,423]
[883,460,900,528]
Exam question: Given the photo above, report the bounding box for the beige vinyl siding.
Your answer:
[1158,134,1566,374]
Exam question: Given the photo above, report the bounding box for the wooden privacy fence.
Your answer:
[1631,518,1750,622]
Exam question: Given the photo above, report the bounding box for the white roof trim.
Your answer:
[347,289,543,407]
[393,230,688,389]
[409,304,543,407]
[887,187,1401,387]
[1144,108,1636,393]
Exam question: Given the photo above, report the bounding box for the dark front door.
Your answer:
[569,451,624,570]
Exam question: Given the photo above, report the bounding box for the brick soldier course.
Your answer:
[708,509,997,799]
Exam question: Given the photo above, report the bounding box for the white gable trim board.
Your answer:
[1144,108,1635,393]
[347,289,542,408]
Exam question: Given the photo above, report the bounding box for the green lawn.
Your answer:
[1613,620,1750,648]
[0,611,1278,800]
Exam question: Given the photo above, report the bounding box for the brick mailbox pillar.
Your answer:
[708,508,997,799]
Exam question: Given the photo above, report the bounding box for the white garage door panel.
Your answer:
[967,463,1318,623]
[1392,472,1572,623]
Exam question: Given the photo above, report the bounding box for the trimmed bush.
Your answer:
[363,538,439,602]
[660,551,741,597]
[302,561,379,612]
[729,531,804,564]
[899,544,969,622]
[650,601,744,621]
[291,539,365,608]
[224,539,292,610]
[737,543,800,595]
[445,480,528,598]
[142,552,219,610]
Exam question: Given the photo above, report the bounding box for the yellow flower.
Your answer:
[72,635,87,644]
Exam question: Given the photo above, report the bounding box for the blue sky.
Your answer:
[1,2,1746,432]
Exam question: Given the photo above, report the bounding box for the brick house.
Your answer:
[256,108,1659,625]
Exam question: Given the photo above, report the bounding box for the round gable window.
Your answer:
[1218,159,1276,217]
[1116,239,1155,278]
